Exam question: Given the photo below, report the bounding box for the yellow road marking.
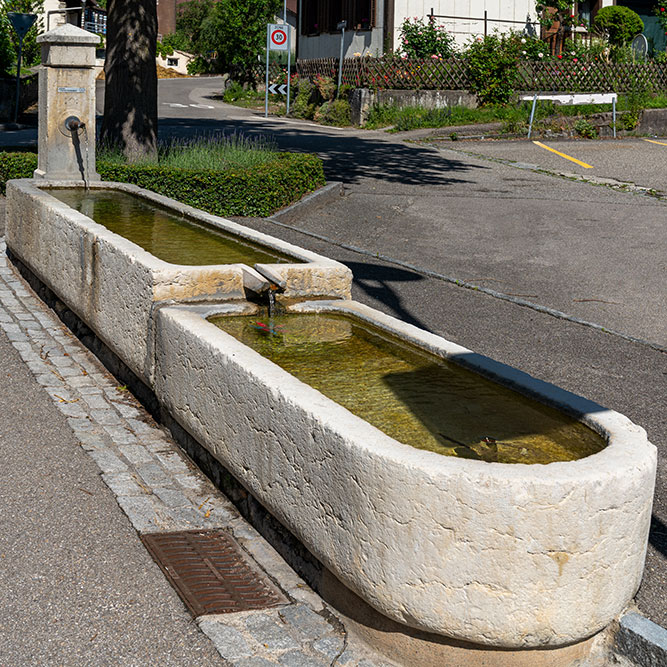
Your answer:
[643,138,667,147]
[532,141,594,168]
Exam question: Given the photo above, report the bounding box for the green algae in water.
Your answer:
[48,188,298,266]
[209,311,606,464]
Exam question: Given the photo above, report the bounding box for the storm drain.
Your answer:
[141,529,287,616]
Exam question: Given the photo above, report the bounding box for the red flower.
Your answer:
[557,54,563,59]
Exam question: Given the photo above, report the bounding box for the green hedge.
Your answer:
[0,151,325,216]
[0,152,37,193]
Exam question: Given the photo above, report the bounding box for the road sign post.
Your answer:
[265,25,270,118]
[286,29,291,115]
[7,12,37,124]
[265,23,291,118]
[336,20,347,98]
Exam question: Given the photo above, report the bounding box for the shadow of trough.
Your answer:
[345,260,429,331]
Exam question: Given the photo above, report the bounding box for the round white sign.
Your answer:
[269,25,288,50]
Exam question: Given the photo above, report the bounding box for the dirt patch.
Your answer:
[97,65,186,80]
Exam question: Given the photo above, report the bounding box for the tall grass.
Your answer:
[364,92,667,132]
[97,132,279,170]
[364,103,531,131]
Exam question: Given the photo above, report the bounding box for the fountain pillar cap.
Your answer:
[37,24,99,68]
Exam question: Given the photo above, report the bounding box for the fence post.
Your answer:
[484,10,487,36]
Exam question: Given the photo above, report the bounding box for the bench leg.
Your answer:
[527,93,538,139]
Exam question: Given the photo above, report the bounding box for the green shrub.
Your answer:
[593,6,644,47]
[398,17,456,58]
[621,111,639,130]
[364,103,400,129]
[292,77,317,119]
[313,98,351,126]
[392,107,452,131]
[0,11,14,76]
[0,151,36,192]
[314,75,335,101]
[222,81,263,105]
[0,151,325,216]
[464,33,521,106]
[574,118,597,139]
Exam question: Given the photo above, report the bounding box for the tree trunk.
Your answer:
[100,0,158,161]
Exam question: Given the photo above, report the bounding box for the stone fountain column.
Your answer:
[34,23,100,181]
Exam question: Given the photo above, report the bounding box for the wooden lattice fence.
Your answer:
[297,57,471,90]
[296,57,667,93]
[518,61,667,93]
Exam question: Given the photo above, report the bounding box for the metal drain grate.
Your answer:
[141,529,287,616]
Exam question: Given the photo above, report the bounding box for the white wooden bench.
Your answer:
[520,93,618,139]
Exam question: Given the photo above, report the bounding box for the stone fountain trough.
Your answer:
[3,21,657,658]
[5,179,351,383]
[153,299,656,649]
[5,178,657,651]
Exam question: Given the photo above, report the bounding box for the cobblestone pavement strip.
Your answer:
[0,236,394,667]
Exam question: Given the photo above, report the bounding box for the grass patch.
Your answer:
[364,93,667,132]
[98,132,280,171]
[365,103,532,131]
[221,82,268,109]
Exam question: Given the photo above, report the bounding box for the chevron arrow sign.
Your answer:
[268,83,287,95]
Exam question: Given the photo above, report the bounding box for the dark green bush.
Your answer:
[292,78,317,120]
[0,151,325,216]
[0,13,14,76]
[464,33,521,106]
[313,98,352,126]
[574,118,598,139]
[593,6,644,47]
[0,151,36,192]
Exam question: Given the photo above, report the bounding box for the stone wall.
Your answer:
[350,88,477,125]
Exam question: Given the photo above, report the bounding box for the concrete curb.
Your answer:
[615,613,667,667]
[271,181,344,224]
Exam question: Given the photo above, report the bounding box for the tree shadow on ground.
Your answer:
[344,260,430,331]
[155,117,484,187]
[650,514,667,558]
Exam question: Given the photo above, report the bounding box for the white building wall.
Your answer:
[157,49,194,75]
[394,0,537,50]
[42,1,67,32]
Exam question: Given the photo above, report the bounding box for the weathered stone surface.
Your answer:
[35,25,100,181]
[5,180,351,384]
[154,300,656,648]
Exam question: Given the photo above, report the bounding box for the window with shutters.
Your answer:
[301,0,375,35]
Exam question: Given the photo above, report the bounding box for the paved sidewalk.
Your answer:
[0,223,392,665]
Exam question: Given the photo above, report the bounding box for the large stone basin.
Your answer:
[153,299,656,649]
[5,179,351,383]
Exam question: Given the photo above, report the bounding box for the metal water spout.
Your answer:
[62,115,91,189]
[64,116,85,133]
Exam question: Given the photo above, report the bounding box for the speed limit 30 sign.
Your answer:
[268,24,288,50]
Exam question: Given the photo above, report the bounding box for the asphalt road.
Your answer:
[446,137,667,194]
[3,76,666,628]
